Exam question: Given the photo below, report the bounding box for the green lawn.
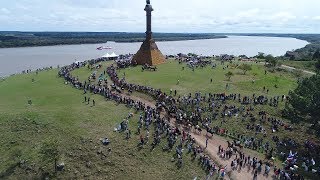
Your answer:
[0,69,206,179]
[120,60,297,97]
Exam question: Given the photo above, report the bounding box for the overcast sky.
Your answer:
[1,0,320,33]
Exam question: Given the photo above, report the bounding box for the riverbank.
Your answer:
[230,33,320,60]
[0,36,308,77]
[0,32,226,48]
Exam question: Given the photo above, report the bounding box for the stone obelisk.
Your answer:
[132,0,165,66]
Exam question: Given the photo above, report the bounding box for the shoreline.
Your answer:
[0,36,309,77]
[0,36,228,49]
[0,35,308,50]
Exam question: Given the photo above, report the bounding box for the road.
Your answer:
[281,65,316,75]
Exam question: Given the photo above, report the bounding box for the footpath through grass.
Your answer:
[281,60,317,72]
[0,69,207,179]
[119,60,318,164]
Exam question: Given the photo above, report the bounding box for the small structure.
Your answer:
[132,0,165,66]
[102,52,118,61]
[102,53,110,59]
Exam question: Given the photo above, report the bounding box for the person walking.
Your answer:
[93,99,95,106]
[253,169,258,180]
[205,137,209,149]
[140,134,144,145]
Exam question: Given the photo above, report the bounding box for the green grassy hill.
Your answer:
[0,70,206,179]
[1,59,318,179]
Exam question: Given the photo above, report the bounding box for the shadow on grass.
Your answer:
[0,162,19,179]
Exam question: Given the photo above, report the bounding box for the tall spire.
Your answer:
[145,0,153,39]
[131,0,165,66]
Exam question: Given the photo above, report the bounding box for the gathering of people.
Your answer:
[58,54,320,179]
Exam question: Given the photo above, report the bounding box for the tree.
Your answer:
[238,64,252,75]
[225,71,234,81]
[187,53,197,57]
[265,54,274,61]
[292,69,303,78]
[256,52,265,59]
[265,54,278,67]
[40,139,60,172]
[312,49,320,60]
[315,59,320,73]
[283,75,320,135]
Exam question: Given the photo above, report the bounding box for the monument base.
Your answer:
[132,38,165,66]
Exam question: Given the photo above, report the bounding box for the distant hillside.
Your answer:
[228,33,320,61]
[0,32,227,48]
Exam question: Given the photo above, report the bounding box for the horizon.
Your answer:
[1,31,320,35]
[1,0,320,33]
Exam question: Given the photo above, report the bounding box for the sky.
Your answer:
[0,0,320,33]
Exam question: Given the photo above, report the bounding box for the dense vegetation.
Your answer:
[0,32,226,48]
[283,62,320,135]
[284,74,320,136]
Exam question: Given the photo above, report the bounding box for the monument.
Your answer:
[132,0,166,66]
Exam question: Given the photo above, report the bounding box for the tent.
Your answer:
[102,52,118,60]
[108,52,118,60]
[110,52,118,58]
[102,53,111,58]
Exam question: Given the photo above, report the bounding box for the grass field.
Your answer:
[281,60,316,72]
[117,60,298,118]
[119,60,297,97]
[0,69,207,179]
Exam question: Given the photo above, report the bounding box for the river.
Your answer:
[0,36,308,77]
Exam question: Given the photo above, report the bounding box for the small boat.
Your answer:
[97,46,112,50]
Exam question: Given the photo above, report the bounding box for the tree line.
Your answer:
[284,58,320,136]
[0,32,226,48]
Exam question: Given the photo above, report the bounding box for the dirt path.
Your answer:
[191,132,271,180]
[114,90,273,180]
[281,65,316,75]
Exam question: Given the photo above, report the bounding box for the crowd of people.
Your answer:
[57,56,320,179]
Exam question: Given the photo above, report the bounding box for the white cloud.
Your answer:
[237,9,261,19]
[313,16,320,20]
[0,8,10,14]
[0,0,319,33]
[269,12,296,22]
